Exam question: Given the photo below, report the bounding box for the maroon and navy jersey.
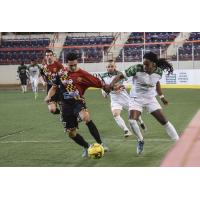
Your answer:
[40,61,64,85]
[53,67,103,101]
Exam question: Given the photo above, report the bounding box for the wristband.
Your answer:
[159,94,164,99]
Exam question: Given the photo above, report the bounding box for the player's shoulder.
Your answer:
[78,68,91,75]
[54,61,63,68]
[125,64,144,76]
[154,67,163,76]
[115,70,123,75]
[130,64,144,71]
[101,72,109,78]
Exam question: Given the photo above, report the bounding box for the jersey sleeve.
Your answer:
[81,70,103,88]
[123,65,139,77]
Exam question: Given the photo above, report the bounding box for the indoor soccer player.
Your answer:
[110,52,179,155]
[40,49,63,114]
[101,60,146,138]
[17,61,29,93]
[45,52,110,157]
[28,59,41,99]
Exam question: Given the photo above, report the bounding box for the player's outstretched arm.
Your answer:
[44,85,57,103]
[156,81,168,105]
[110,72,125,90]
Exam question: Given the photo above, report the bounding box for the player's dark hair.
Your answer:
[67,52,78,61]
[143,52,173,75]
[45,49,54,55]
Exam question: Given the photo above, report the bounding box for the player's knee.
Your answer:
[48,104,57,113]
[81,112,90,123]
[49,107,57,113]
[129,119,138,125]
[158,116,168,125]
[129,115,139,121]
[162,120,169,126]
[67,129,77,138]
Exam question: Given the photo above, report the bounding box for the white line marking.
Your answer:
[0,131,24,140]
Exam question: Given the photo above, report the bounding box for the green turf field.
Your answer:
[0,88,199,167]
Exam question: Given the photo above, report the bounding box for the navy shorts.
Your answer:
[61,99,86,129]
[20,77,28,85]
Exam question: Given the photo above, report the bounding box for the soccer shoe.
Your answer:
[136,140,144,154]
[82,144,92,158]
[124,130,133,138]
[82,148,88,158]
[101,143,110,152]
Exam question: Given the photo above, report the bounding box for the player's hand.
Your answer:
[113,84,125,93]
[103,84,111,94]
[101,90,108,98]
[161,97,168,105]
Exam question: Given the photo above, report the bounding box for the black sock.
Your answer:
[71,133,90,149]
[86,120,102,144]
[53,108,60,114]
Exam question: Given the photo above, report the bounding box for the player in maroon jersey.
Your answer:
[45,52,110,157]
[40,49,63,115]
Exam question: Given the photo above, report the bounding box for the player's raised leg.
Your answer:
[79,109,110,152]
[151,109,179,141]
[66,128,90,157]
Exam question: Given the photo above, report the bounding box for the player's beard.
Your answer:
[47,58,53,65]
[69,66,77,72]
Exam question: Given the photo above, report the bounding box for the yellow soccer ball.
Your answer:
[88,143,104,159]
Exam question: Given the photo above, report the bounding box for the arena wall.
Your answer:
[0,61,200,84]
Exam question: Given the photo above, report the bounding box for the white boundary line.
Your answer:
[0,138,172,144]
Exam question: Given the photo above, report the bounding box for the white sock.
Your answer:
[138,115,144,124]
[31,83,34,92]
[114,116,129,131]
[24,85,27,92]
[129,119,144,141]
[21,86,24,92]
[164,121,179,141]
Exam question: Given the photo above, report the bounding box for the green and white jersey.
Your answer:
[28,64,40,78]
[123,64,163,98]
[101,70,130,101]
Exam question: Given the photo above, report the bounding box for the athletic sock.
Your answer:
[71,133,90,149]
[114,115,129,131]
[164,121,179,141]
[24,85,27,92]
[129,119,144,141]
[86,120,102,144]
[21,86,24,93]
